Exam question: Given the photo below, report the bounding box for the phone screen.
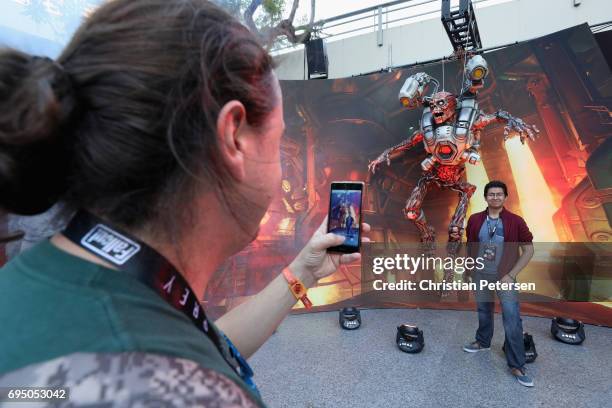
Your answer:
[327,182,364,253]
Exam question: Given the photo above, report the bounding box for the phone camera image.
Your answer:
[328,182,363,253]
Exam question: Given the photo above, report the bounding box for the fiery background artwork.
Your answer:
[205,24,611,324]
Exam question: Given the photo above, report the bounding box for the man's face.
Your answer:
[233,76,284,242]
[485,187,507,209]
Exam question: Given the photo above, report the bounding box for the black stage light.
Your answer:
[339,307,361,330]
[551,317,586,345]
[396,324,424,353]
[503,332,538,363]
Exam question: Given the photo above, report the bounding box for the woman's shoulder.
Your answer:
[0,351,261,407]
[0,242,226,382]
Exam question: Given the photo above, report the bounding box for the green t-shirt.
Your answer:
[0,240,264,407]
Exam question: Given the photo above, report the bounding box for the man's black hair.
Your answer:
[484,180,508,197]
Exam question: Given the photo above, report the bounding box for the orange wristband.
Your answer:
[282,267,313,309]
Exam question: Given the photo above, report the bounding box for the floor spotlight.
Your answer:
[396,324,424,353]
[339,307,361,330]
[551,317,586,345]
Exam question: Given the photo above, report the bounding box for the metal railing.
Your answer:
[272,0,502,53]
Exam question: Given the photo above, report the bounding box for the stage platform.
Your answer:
[250,308,612,408]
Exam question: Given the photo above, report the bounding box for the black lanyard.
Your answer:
[486,215,499,243]
[62,210,258,395]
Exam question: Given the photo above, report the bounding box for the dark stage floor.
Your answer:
[250,308,612,408]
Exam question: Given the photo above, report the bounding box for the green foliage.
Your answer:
[262,0,284,19]
[214,0,287,28]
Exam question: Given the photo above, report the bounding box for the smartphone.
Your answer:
[327,181,364,253]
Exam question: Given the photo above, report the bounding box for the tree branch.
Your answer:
[245,0,317,47]
[287,0,300,22]
[309,0,315,25]
[243,0,262,34]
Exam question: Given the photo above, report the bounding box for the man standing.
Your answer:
[462,180,535,387]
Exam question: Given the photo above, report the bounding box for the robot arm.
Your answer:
[460,55,489,96]
[461,145,482,165]
[398,73,439,109]
[473,110,539,144]
[368,131,424,174]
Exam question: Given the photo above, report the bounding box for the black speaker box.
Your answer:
[306,38,328,79]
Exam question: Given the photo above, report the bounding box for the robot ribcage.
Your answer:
[419,98,479,164]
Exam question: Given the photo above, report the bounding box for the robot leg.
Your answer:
[447,181,477,255]
[404,176,436,251]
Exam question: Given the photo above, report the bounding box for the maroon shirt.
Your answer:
[466,207,533,279]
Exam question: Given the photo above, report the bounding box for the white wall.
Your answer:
[274,0,612,79]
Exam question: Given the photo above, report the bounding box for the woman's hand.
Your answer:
[289,216,371,287]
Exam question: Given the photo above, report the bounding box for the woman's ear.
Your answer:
[216,100,247,182]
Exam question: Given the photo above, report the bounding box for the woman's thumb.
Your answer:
[311,233,345,251]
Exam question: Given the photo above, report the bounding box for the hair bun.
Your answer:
[0,50,76,215]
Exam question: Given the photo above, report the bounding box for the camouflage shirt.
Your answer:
[0,351,258,407]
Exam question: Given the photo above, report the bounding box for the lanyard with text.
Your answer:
[62,210,259,396]
[486,215,499,243]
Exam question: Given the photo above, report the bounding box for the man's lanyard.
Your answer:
[486,215,499,243]
[62,211,259,396]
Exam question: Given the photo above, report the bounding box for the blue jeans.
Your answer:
[473,272,525,369]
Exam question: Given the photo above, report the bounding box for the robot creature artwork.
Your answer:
[368,55,539,260]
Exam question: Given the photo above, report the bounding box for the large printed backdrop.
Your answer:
[205,24,612,326]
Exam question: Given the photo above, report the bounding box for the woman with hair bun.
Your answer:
[0,1,368,406]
